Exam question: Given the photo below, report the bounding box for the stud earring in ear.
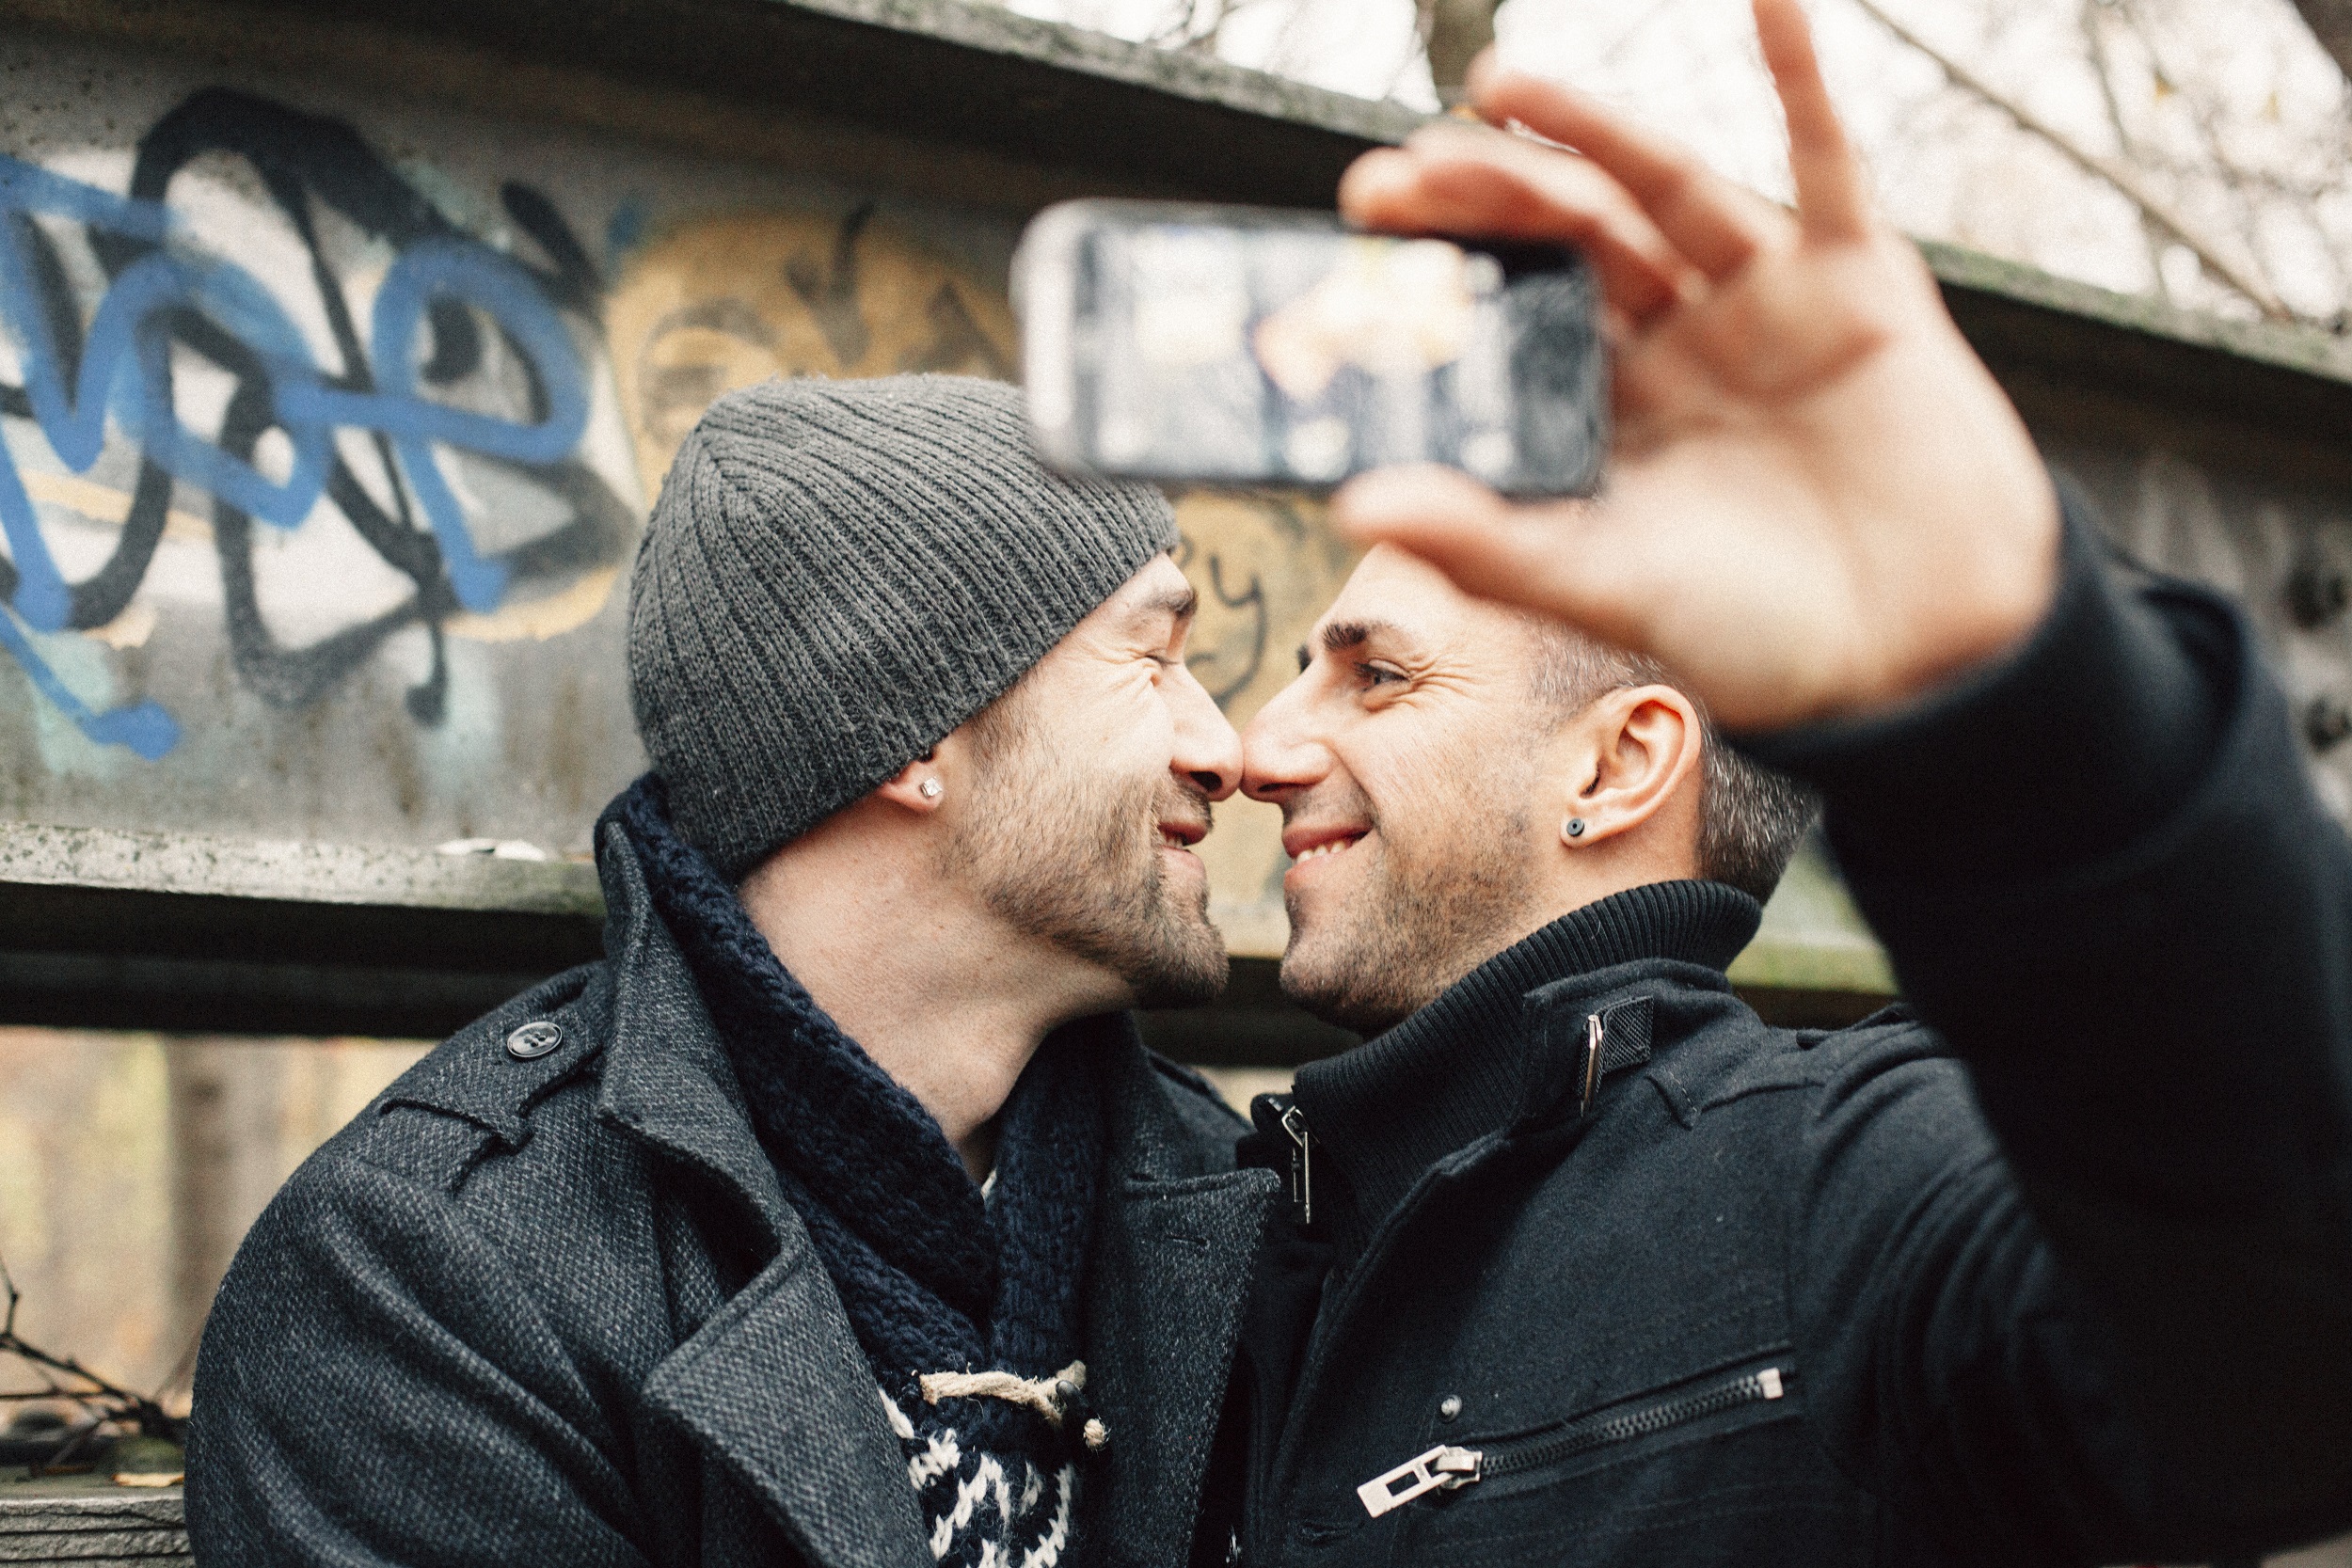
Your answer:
[1564,817,1587,841]
[918,778,944,801]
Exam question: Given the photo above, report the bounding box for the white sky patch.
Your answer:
[993,0,2352,323]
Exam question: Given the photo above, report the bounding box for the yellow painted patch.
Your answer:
[606,207,1018,502]
[20,469,212,544]
[443,566,624,644]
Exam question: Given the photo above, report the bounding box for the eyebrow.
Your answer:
[1135,584,1199,624]
[1297,618,1401,671]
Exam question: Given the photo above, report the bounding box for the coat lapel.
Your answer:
[1085,1040,1278,1568]
[593,827,929,1568]
[644,1242,930,1568]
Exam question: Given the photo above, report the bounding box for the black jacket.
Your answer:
[1208,512,2352,1568]
[185,824,1273,1568]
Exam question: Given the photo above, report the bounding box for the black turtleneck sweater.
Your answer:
[1218,882,1766,1523]
[1292,880,1757,1260]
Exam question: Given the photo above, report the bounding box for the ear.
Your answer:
[872,743,950,816]
[1558,685,1704,847]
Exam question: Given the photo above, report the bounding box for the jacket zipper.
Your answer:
[1262,1104,1518,1554]
[1356,1364,1790,1518]
[1274,1095,1314,1227]
[1237,1093,1320,1565]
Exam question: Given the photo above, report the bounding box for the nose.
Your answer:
[1168,661,1242,801]
[1240,671,1330,805]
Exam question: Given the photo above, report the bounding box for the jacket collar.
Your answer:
[594,820,1270,1568]
[1084,1038,1279,1568]
[1294,879,1760,1238]
[592,819,796,1251]
[593,823,930,1568]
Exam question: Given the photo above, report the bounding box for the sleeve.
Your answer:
[1746,493,2352,1557]
[184,1151,655,1568]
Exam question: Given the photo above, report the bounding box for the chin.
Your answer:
[1127,941,1227,1009]
[1280,896,1440,1037]
[1112,890,1227,1009]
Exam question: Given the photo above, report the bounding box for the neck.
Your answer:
[738,807,1124,1180]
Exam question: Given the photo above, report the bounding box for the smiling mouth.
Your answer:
[1291,832,1366,863]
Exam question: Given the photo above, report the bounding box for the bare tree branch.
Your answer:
[1849,0,2294,319]
[1417,0,1502,105]
[0,1244,183,1452]
[2079,0,2174,301]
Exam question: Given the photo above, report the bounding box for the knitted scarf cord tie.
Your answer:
[921,1361,1109,1453]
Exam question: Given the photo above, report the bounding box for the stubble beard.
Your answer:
[949,752,1229,1011]
[1279,791,1541,1038]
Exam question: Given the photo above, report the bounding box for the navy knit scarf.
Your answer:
[605,777,1108,1471]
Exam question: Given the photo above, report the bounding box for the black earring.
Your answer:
[1565,817,1587,840]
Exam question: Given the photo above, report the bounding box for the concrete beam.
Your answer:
[0,822,1895,1048]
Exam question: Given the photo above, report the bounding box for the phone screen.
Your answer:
[1017,202,1605,495]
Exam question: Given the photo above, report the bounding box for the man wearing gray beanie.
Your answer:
[187,375,1279,1568]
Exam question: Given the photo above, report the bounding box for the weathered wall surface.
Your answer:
[0,29,1355,949]
[0,25,1327,848]
[0,24,2344,958]
[0,32,1022,858]
[2041,425,2352,822]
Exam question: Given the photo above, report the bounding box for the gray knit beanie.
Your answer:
[628,374,1179,879]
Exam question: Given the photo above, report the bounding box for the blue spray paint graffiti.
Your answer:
[0,89,628,759]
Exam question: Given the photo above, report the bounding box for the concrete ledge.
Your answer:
[0,1472,188,1566]
[0,823,605,1037]
[1922,240,2352,394]
[0,823,1898,1048]
[0,821,602,917]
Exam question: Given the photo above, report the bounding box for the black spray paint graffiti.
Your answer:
[0,88,632,756]
[1172,490,1321,712]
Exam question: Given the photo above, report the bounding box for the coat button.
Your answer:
[505,1021,564,1060]
[1438,1395,1462,1421]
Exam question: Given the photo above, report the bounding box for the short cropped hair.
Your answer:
[1528,624,1819,904]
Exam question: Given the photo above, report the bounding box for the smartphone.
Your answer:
[1013,200,1606,496]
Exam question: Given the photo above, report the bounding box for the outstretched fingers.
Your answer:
[1469,59,1789,282]
[1343,126,1694,317]
[1753,0,1872,242]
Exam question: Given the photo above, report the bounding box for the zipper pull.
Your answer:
[1278,1101,1314,1227]
[1358,1444,1482,1518]
[1579,1011,1605,1116]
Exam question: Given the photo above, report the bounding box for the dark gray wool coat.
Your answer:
[184,823,1278,1568]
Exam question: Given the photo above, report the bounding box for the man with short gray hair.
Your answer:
[1198,4,2352,1562]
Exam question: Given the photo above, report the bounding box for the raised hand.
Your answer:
[1332,0,2061,731]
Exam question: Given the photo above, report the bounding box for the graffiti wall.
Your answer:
[0,31,1354,944]
[0,34,1349,942]
[0,49,652,849]
[0,29,2343,952]
[0,37,1005,859]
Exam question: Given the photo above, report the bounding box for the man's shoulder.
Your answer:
[294,959,626,1209]
[1656,1000,1965,1123]
[1148,1051,1248,1118]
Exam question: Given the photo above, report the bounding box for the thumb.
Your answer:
[1331,465,1597,620]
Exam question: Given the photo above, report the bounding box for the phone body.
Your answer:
[1013,199,1606,496]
